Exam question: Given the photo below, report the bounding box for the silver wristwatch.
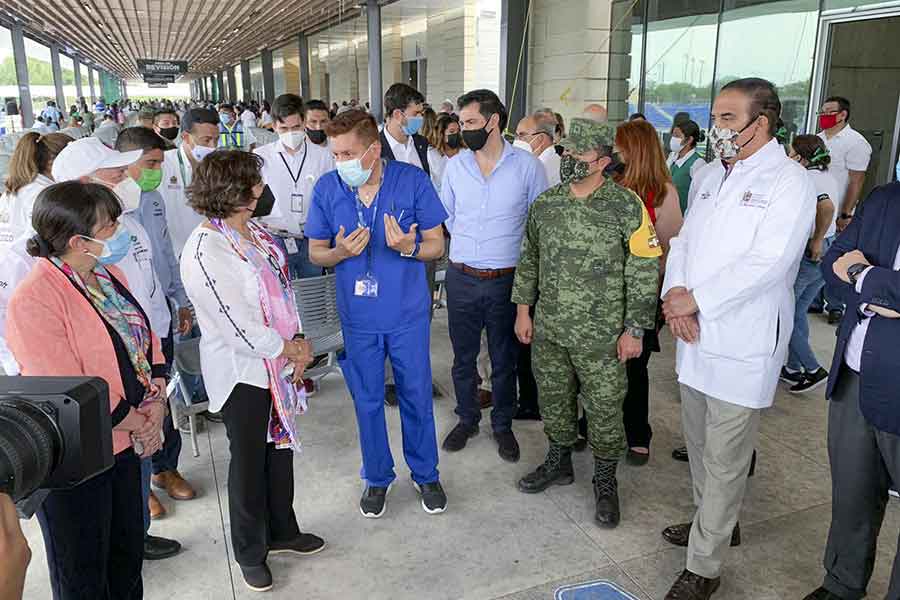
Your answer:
[625,326,645,338]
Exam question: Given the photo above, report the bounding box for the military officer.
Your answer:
[512,118,661,528]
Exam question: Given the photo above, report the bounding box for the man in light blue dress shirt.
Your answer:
[439,89,549,463]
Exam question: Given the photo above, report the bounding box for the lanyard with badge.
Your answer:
[278,140,308,216]
[176,150,190,188]
[354,186,380,298]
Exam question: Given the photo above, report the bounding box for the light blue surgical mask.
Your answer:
[191,144,216,162]
[402,115,424,137]
[336,142,376,188]
[81,224,132,265]
[219,113,232,126]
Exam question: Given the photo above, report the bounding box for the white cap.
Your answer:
[51,137,143,182]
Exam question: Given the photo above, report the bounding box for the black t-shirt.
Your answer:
[5,101,18,116]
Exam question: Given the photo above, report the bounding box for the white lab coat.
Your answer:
[661,139,816,409]
[159,146,205,257]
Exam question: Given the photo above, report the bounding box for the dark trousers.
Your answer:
[221,383,301,566]
[822,368,900,599]
[37,449,144,600]
[151,333,181,475]
[623,342,654,448]
[446,266,518,432]
[517,306,539,415]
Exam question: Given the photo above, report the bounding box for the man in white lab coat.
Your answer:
[658,78,816,600]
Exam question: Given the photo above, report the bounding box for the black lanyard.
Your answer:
[278,139,308,188]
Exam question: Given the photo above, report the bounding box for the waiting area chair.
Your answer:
[165,337,209,458]
[291,274,343,382]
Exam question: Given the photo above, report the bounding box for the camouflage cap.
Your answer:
[560,118,616,153]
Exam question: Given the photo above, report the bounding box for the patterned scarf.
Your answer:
[209,218,306,451]
[53,257,153,389]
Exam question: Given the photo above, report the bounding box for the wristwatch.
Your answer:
[400,241,420,258]
[847,262,869,286]
[839,212,853,221]
[624,326,645,338]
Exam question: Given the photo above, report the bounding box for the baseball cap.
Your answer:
[51,137,143,182]
[560,118,616,153]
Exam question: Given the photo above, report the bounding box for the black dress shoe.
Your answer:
[384,384,398,407]
[671,446,689,462]
[442,422,478,452]
[802,587,846,600]
[513,407,542,421]
[665,570,720,600]
[143,534,182,561]
[662,521,741,547]
[239,563,273,592]
[494,430,520,462]
[269,532,326,556]
[626,448,650,466]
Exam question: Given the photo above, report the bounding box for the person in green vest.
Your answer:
[666,119,707,215]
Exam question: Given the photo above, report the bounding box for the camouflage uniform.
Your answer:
[511,120,661,460]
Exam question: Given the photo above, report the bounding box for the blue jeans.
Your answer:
[141,457,152,534]
[446,266,519,433]
[787,239,831,372]
[274,236,323,279]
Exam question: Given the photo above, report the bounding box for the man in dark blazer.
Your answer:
[380,82,431,175]
[804,181,900,600]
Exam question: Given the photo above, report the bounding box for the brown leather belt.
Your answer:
[450,261,515,280]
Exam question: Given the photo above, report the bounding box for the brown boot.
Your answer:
[148,491,166,520]
[478,389,493,409]
[152,470,197,501]
[665,570,720,600]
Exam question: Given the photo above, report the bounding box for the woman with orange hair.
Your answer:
[613,120,684,465]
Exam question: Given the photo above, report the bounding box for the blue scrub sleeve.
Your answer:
[304,176,335,241]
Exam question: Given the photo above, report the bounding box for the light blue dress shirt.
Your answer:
[440,141,549,269]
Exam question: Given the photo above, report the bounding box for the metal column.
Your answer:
[88,67,96,104]
[240,60,252,102]
[50,43,66,116]
[10,22,33,128]
[298,33,311,99]
[500,0,529,134]
[228,66,238,102]
[217,71,225,103]
[366,0,384,123]
[73,58,84,103]
[261,49,275,101]
[121,80,127,102]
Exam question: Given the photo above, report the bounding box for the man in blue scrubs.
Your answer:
[306,110,449,519]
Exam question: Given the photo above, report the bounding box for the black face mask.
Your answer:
[158,126,179,141]
[250,185,276,218]
[462,117,494,152]
[604,152,626,177]
[446,133,462,149]
[307,128,327,145]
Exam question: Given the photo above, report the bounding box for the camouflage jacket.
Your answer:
[511,178,662,351]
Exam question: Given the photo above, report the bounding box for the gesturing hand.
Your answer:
[335,225,371,260]
[384,214,418,255]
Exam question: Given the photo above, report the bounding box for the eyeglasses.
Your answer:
[817,110,840,116]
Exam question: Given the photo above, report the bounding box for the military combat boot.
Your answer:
[518,442,574,493]
[593,458,620,528]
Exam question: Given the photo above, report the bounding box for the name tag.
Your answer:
[354,273,378,298]
[284,237,299,254]
[740,191,769,209]
[291,192,304,214]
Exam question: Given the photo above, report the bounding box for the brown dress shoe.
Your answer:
[665,570,720,600]
[662,521,741,547]
[478,389,493,409]
[152,470,197,501]
[148,491,166,520]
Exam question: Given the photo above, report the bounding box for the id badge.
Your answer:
[284,237,299,254]
[354,272,379,298]
[291,191,304,214]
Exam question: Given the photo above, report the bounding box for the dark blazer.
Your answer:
[380,129,430,176]
[821,181,900,435]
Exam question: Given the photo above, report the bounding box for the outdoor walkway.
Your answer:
[20,310,900,600]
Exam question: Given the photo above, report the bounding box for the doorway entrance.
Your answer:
[811,10,900,193]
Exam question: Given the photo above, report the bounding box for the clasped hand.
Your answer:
[663,287,700,344]
[282,338,314,383]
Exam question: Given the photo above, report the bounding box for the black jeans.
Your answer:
[623,329,658,449]
[151,333,181,474]
[446,266,518,432]
[221,383,300,566]
[37,449,144,600]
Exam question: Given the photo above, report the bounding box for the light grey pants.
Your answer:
[681,384,760,578]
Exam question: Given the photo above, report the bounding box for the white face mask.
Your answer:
[513,138,534,154]
[113,176,142,213]
[191,144,216,162]
[669,136,683,154]
[279,130,307,150]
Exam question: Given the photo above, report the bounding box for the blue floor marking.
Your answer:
[555,579,640,600]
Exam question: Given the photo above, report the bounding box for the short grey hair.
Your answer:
[532,110,557,138]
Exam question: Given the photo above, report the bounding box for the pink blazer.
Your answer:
[6,259,164,454]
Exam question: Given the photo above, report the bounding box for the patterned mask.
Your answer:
[559,154,593,184]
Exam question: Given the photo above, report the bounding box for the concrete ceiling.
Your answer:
[0,0,390,79]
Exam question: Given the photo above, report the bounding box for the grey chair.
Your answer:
[291,274,343,381]
[433,255,449,310]
[165,337,209,457]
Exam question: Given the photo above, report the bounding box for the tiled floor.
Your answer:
[20,311,899,600]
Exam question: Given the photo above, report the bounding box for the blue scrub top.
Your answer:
[306,160,448,334]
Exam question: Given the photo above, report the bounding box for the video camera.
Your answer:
[0,377,114,516]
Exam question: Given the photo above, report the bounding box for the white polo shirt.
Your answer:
[383,127,423,169]
[818,124,871,214]
[160,146,205,257]
[538,145,561,187]
[253,138,335,237]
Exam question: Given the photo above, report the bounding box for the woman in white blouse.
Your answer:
[258,100,274,130]
[426,113,466,194]
[0,132,72,253]
[180,149,324,593]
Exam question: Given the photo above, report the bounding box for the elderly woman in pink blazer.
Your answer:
[6,181,166,600]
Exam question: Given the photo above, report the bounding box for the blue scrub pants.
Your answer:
[339,320,440,488]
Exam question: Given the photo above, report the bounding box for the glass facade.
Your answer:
[250,56,264,103]
[273,47,286,97]
[234,67,244,102]
[58,53,77,114]
[23,37,54,118]
[0,25,20,128]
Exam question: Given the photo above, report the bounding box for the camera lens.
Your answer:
[0,399,63,502]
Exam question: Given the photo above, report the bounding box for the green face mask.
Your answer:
[137,168,163,192]
[559,154,594,185]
